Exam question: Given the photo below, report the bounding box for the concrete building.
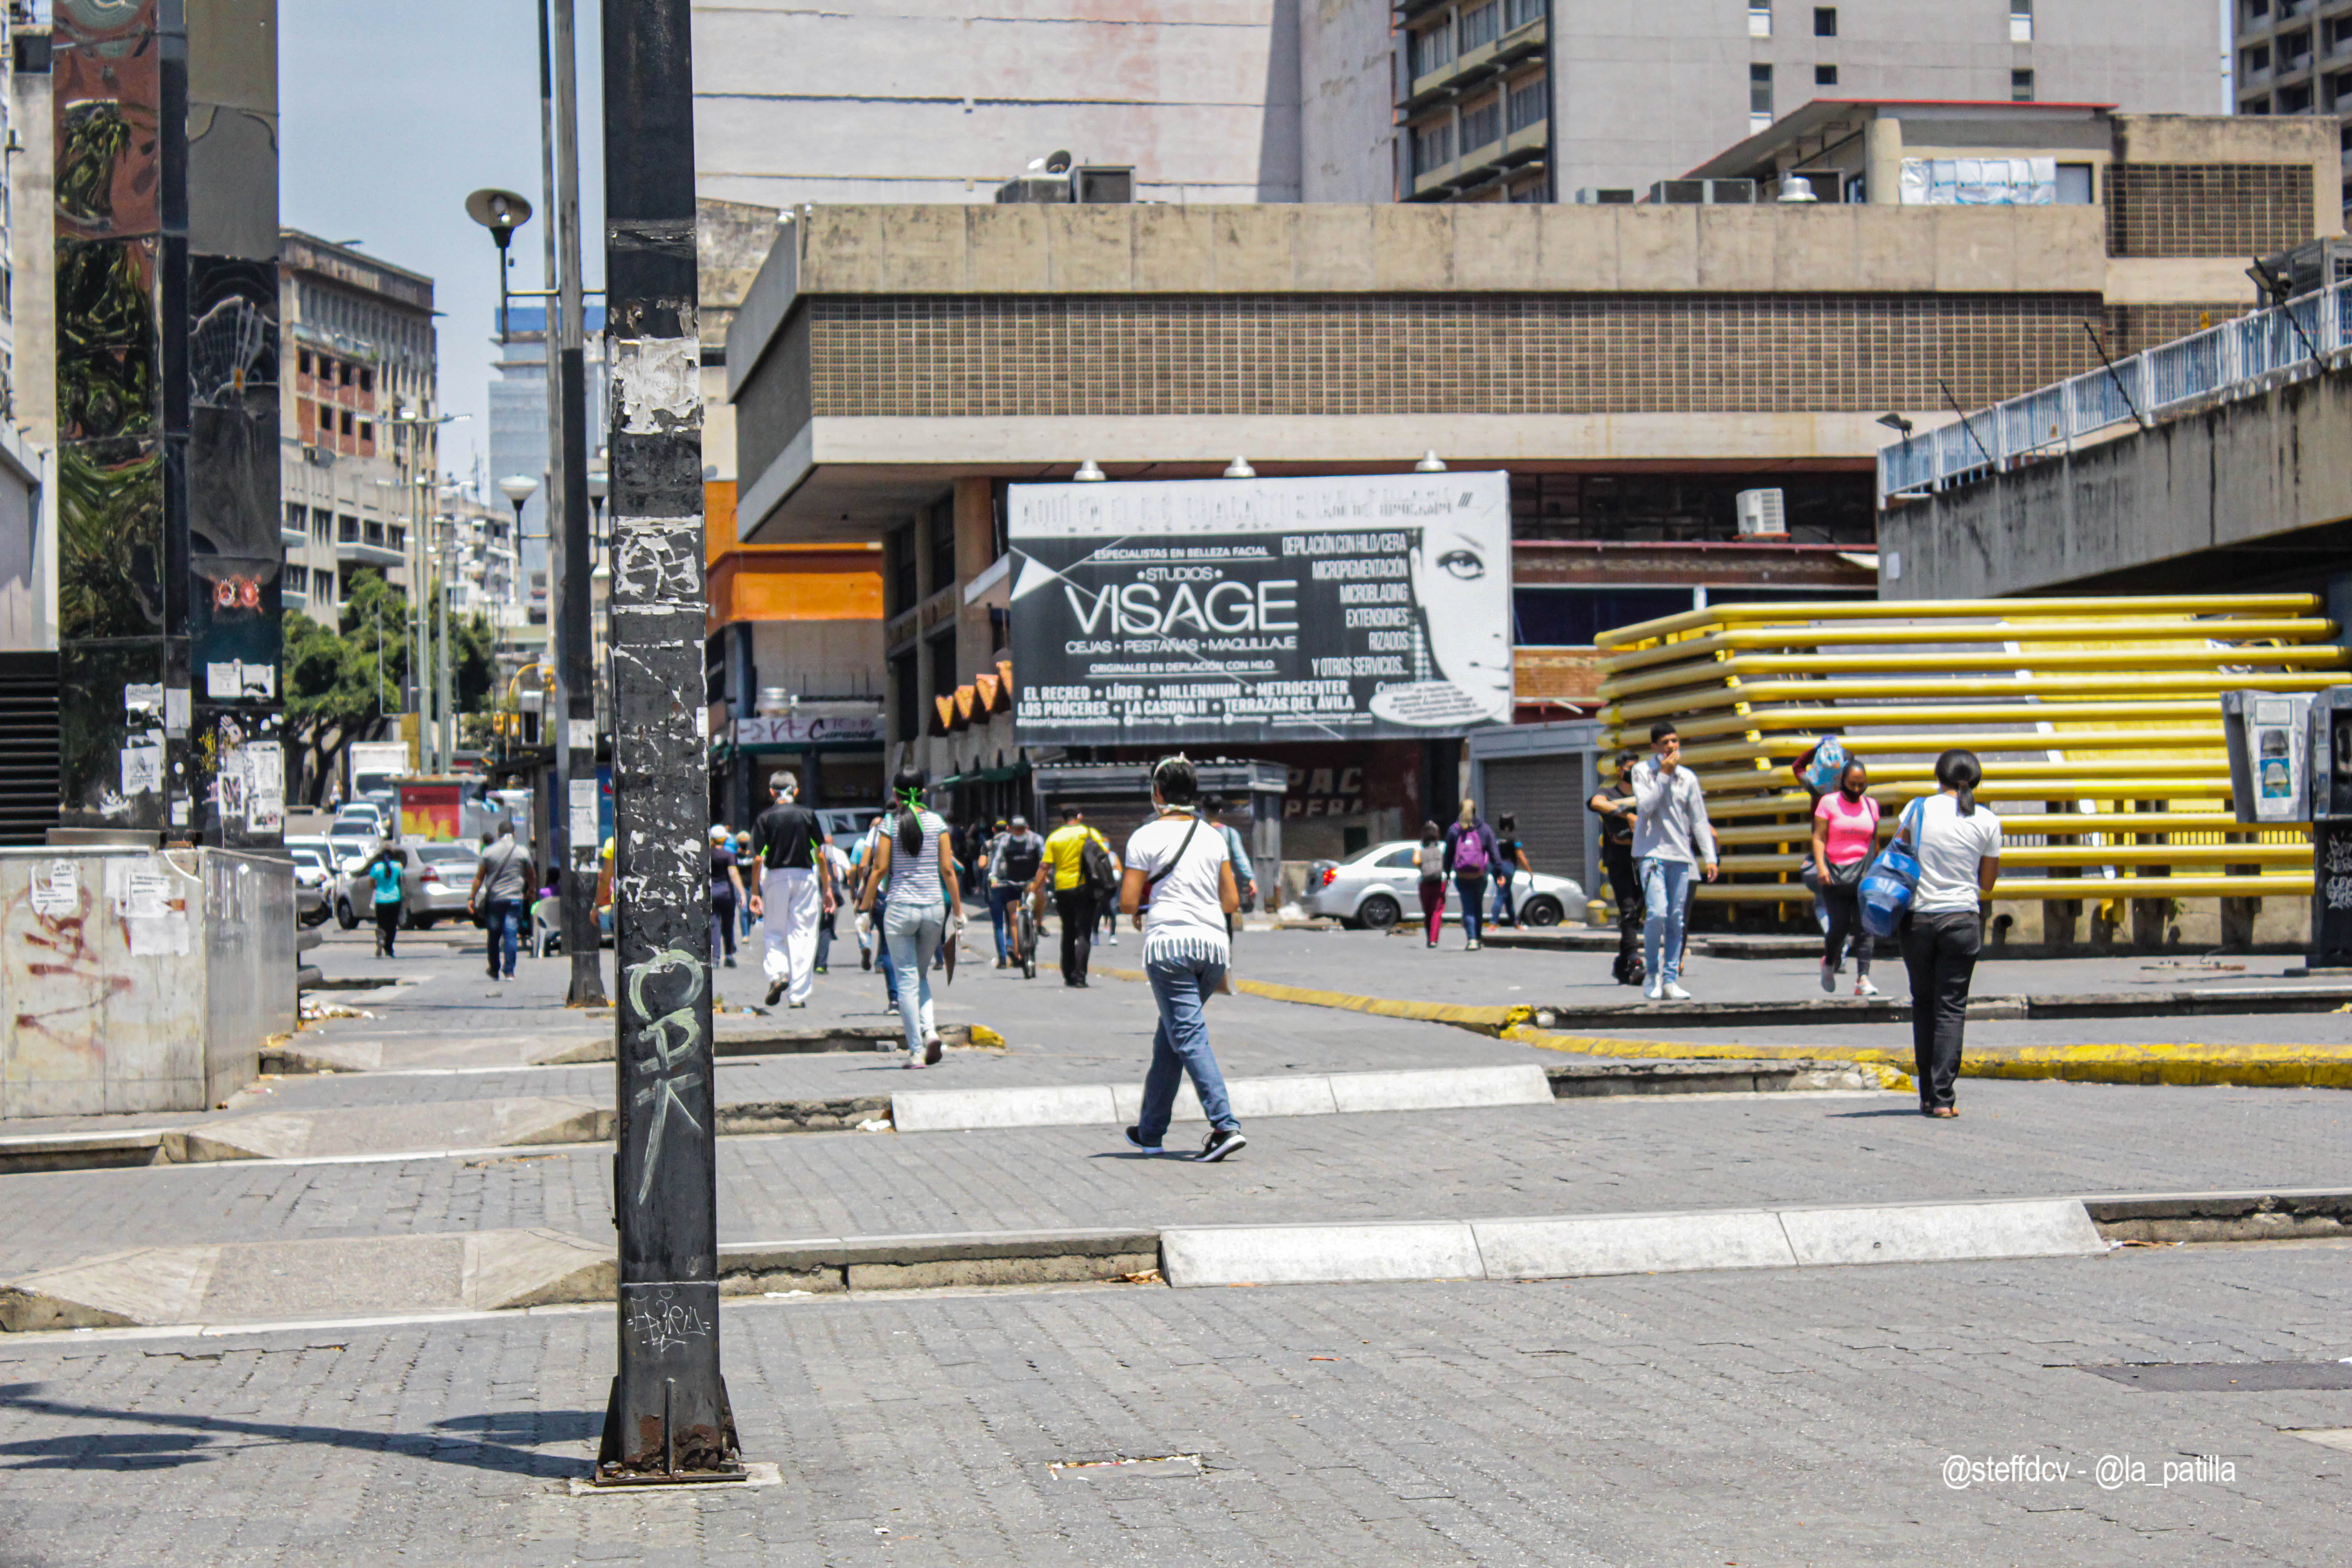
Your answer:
[720,108,2330,858]
[2232,0,2352,214]
[1371,0,2224,204]
[690,0,1301,209]
[1,20,54,658]
[277,232,438,622]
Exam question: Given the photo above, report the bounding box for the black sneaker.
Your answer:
[1122,1126,1161,1155]
[1198,1127,1247,1163]
[764,980,784,1006]
[861,948,873,971]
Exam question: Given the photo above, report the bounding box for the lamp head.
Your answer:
[1875,412,1915,437]
[465,189,533,252]
[497,473,539,508]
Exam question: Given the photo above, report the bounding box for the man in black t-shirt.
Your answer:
[1588,751,1644,986]
[747,770,833,1008]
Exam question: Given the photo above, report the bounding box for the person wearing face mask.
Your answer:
[1811,759,1882,996]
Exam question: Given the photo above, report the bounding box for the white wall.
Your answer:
[1300,0,1396,201]
[694,0,1303,208]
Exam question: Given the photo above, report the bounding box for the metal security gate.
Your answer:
[1480,754,1592,900]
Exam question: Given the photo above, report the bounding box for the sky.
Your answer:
[280,1,608,501]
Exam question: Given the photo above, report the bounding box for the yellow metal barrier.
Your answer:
[1595,596,2345,907]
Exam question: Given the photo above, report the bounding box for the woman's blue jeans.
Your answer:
[1136,951,1237,1143]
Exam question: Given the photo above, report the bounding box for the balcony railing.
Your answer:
[1880,281,2352,502]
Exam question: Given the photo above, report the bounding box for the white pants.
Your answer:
[760,866,822,1004]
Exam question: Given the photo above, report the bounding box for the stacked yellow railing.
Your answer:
[1595,596,2345,905]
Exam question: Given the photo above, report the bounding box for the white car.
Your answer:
[1300,839,1586,931]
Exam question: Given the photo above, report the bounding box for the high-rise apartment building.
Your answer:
[1368,0,2224,203]
[2233,0,2352,212]
[277,232,438,624]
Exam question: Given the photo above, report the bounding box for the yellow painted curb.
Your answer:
[1504,1025,2352,1091]
[1100,963,2352,1091]
[1096,966,1530,1034]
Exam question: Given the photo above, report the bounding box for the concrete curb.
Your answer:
[8,1192,2338,1328]
[891,1064,1545,1133]
[0,1063,1894,1174]
[1157,1198,2107,1288]
[522,1021,1004,1068]
[1522,984,2352,1033]
[1507,1022,2352,1090]
[1094,965,1529,1035]
[0,1226,1159,1330]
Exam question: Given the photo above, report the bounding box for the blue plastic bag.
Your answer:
[1799,736,1849,795]
[1858,799,1924,939]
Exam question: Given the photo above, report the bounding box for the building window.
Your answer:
[1750,63,1774,119]
[924,495,956,595]
[2244,94,2273,114]
[297,348,311,375]
[890,652,919,741]
[2010,0,2032,43]
[1749,3,1771,39]
[2278,80,2314,113]
[1411,20,1453,79]
[885,524,916,615]
[1815,63,1838,85]
[2010,68,2035,101]
[1461,94,1502,152]
[1813,6,1835,37]
[1504,0,1542,31]
[338,514,359,544]
[2244,43,2272,76]
[1507,73,1548,133]
[1412,117,1455,175]
[1459,0,1499,53]
[359,367,374,393]
[2245,0,2267,17]
[2057,163,2095,204]
[2280,29,2313,71]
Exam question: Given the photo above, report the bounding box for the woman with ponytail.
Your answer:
[856,768,964,1067]
[1900,748,2003,1117]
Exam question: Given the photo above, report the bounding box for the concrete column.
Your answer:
[53,0,282,845]
[1865,116,1904,207]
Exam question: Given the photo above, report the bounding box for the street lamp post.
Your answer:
[597,0,737,1484]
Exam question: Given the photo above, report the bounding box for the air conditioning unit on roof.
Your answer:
[1735,488,1788,538]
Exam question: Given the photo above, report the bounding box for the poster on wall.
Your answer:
[1008,472,1513,745]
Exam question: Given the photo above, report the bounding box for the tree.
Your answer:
[283,571,410,804]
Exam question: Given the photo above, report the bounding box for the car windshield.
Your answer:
[289,848,324,869]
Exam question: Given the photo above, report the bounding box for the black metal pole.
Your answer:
[595,0,737,1483]
[551,0,607,1006]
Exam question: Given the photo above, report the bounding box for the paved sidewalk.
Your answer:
[1,1244,2346,1566]
[5,1078,2347,1283]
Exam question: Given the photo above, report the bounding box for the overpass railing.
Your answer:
[1878,283,2350,502]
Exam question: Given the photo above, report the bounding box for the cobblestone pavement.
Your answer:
[1,1243,2347,1566]
[5,1079,2348,1280]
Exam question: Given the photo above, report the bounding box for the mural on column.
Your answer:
[54,0,173,831]
[52,0,281,842]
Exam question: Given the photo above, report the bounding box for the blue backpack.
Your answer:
[1858,799,1925,939]
[1800,736,1850,795]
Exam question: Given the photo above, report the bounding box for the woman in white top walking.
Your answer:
[1900,750,2003,1118]
[1117,755,1247,1163]
[855,768,964,1067]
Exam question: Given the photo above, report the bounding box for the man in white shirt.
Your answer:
[1630,720,1718,1001]
[1116,755,1246,1164]
[1900,750,2004,1117]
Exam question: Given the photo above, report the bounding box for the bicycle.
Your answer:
[1012,894,1040,980]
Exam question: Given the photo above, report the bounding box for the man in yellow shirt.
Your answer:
[1033,806,1108,986]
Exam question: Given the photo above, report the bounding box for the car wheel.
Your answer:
[1521,896,1563,928]
[1357,893,1401,931]
[415,915,437,930]
[335,899,358,930]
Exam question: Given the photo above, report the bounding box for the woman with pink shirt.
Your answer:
[1813,759,1882,995]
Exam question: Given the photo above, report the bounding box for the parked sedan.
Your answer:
[1300,840,1586,931]
[401,843,480,929]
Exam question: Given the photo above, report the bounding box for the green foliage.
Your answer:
[282,573,411,800]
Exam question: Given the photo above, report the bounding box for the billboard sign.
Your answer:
[1008,472,1512,745]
